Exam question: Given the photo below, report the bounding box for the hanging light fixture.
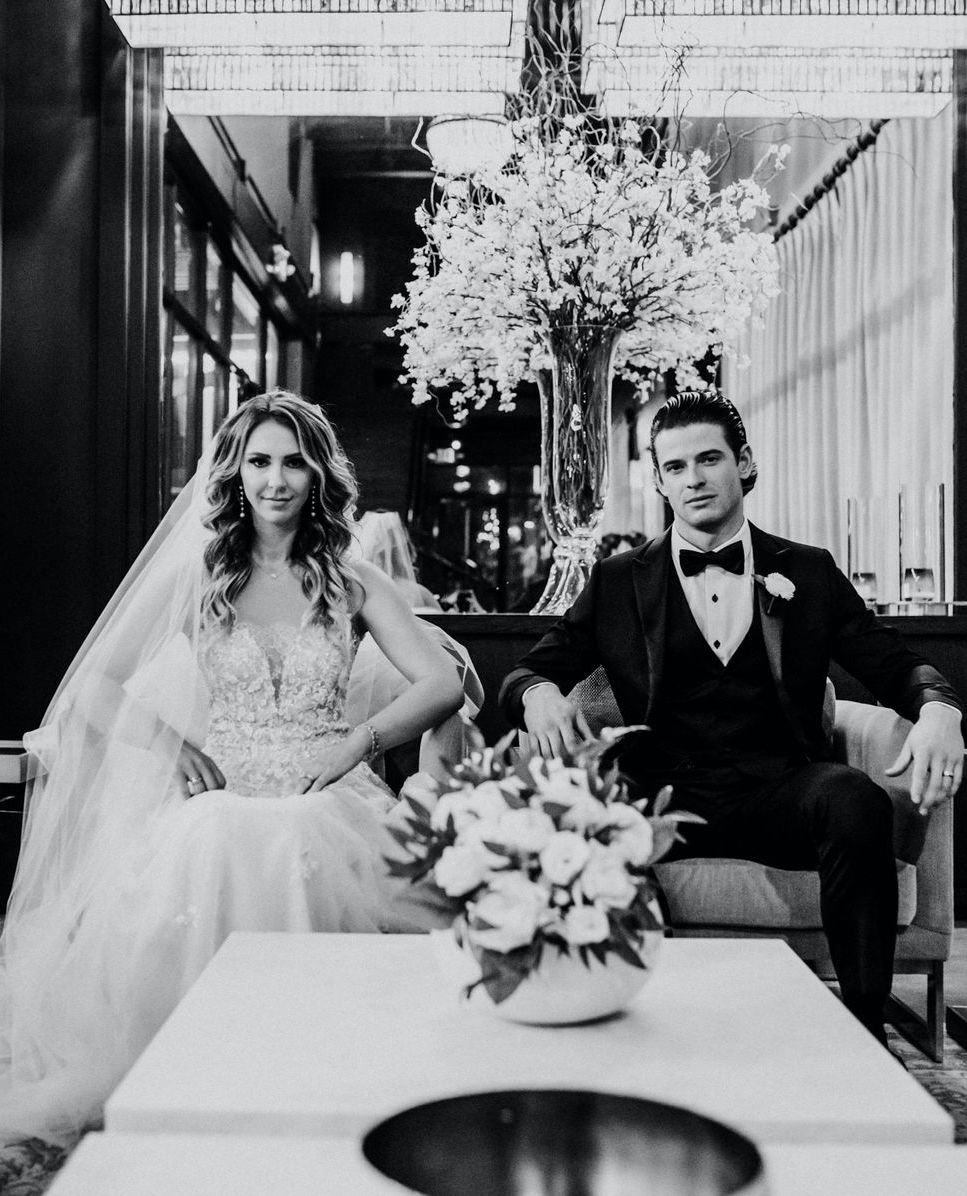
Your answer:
[423,114,513,176]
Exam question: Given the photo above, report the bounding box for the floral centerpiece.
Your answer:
[387,728,702,1023]
[390,102,783,611]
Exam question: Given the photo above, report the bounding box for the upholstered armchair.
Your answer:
[568,671,953,1060]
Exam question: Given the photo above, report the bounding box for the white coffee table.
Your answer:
[45,1133,967,1196]
[105,933,952,1144]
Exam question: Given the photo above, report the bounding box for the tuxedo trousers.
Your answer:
[641,760,898,1041]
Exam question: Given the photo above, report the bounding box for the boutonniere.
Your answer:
[754,572,796,614]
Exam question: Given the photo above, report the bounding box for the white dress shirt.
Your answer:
[671,522,754,667]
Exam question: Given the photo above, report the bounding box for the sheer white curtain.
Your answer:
[724,107,954,604]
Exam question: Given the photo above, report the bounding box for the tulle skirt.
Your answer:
[0,768,450,1146]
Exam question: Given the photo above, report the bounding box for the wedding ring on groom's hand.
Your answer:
[186,776,204,795]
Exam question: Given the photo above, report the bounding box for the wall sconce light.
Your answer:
[308,227,322,297]
[266,243,295,281]
[339,251,364,305]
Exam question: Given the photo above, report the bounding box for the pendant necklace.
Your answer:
[253,558,292,581]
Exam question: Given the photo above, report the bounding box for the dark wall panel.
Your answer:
[0,1,164,736]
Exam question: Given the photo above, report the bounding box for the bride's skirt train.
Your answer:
[0,774,450,1146]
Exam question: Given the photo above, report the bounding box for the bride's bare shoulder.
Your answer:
[346,560,409,618]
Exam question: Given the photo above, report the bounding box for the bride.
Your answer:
[0,390,465,1147]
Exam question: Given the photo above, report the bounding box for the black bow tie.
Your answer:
[679,541,745,577]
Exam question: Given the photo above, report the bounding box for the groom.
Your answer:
[499,391,964,1045]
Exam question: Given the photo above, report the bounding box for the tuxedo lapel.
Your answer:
[749,524,808,750]
[631,531,671,721]
[749,524,791,687]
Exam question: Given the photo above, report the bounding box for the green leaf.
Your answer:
[649,823,679,863]
[403,796,433,822]
[477,965,526,1005]
[588,940,609,966]
[385,825,415,850]
[638,903,665,933]
[481,841,516,860]
[493,727,519,759]
[653,784,674,816]
[383,857,432,880]
[610,936,648,969]
[470,941,544,1004]
[512,756,538,787]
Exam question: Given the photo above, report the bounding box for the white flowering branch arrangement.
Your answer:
[390,102,784,417]
[386,728,703,1005]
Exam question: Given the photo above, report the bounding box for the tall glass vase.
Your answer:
[531,325,621,614]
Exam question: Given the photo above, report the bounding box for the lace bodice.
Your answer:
[201,620,359,797]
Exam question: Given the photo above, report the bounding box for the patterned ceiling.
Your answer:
[109,1,967,117]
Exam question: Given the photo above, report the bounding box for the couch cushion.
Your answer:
[654,858,916,930]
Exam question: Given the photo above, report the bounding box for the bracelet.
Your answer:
[360,722,380,762]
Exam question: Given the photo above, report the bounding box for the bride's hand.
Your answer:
[301,727,371,793]
[177,741,226,799]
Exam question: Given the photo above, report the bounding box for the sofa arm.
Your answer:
[833,699,953,942]
[832,700,929,865]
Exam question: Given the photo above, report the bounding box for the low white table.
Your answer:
[105,933,952,1145]
[48,1134,967,1196]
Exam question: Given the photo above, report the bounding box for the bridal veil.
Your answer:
[0,468,213,1143]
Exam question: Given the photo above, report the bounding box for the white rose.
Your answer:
[469,874,548,954]
[602,804,655,866]
[534,770,607,834]
[539,831,591,886]
[492,807,556,855]
[763,572,795,601]
[433,843,496,897]
[579,844,637,909]
[431,792,478,834]
[563,904,610,946]
[399,771,440,810]
[465,781,511,822]
[559,795,608,835]
[455,819,508,871]
[532,765,591,806]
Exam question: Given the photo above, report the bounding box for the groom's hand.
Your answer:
[521,683,592,759]
[885,702,964,814]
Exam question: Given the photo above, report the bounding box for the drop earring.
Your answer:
[310,487,318,520]
[238,485,246,519]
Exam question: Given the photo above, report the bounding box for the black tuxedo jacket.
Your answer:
[499,525,961,761]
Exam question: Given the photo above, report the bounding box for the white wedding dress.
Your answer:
[0,617,448,1145]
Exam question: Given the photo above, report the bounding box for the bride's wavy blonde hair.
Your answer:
[201,390,359,630]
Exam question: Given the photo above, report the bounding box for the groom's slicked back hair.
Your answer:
[649,390,758,495]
